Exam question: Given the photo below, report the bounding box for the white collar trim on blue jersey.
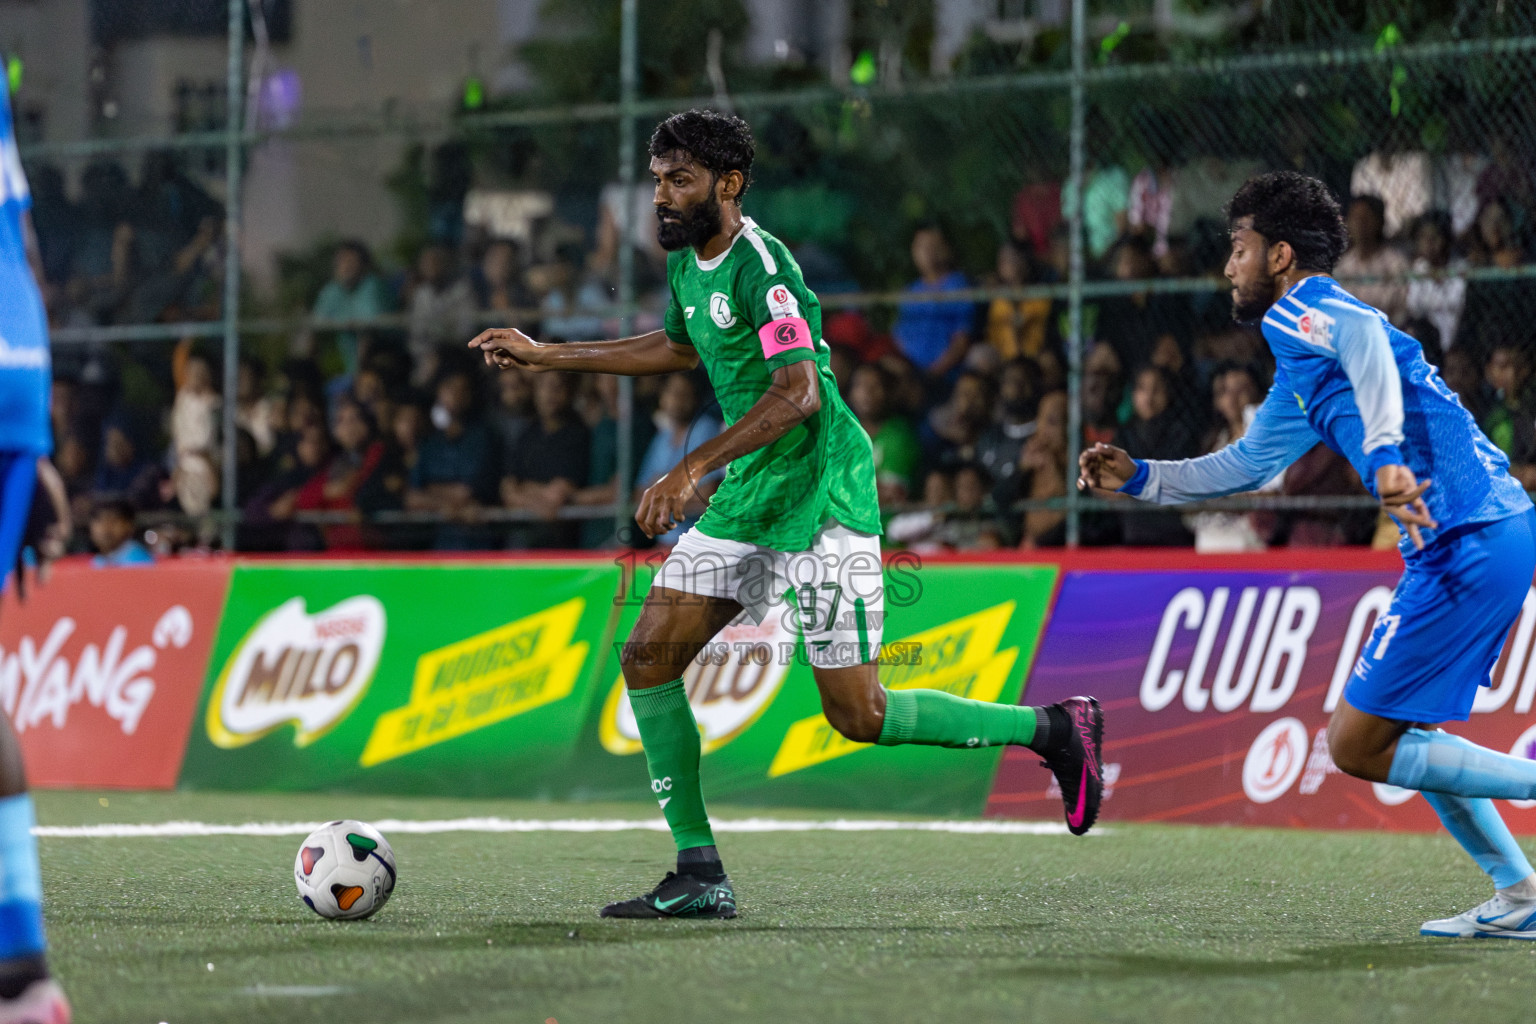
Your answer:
[693,217,757,272]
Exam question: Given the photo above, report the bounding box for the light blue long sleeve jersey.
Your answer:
[1121,275,1531,556]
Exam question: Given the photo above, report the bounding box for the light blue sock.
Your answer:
[0,795,45,960]
[1387,728,1536,801]
[1421,791,1535,889]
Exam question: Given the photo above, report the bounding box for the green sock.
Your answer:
[876,689,1040,749]
[630,679,716,852]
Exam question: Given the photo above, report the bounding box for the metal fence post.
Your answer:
[1064,0,1086,548]
[614,0,639,543]
[220,0,245,551]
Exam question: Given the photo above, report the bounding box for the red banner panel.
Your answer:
[0,560,231,788]
[990,567,1536,831]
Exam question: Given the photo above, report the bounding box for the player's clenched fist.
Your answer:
[468,327,551,371]
[1077,442,1136,497]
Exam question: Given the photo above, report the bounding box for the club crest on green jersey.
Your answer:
[709,293,737,328]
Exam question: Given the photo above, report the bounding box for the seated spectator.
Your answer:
[923,370,994,468]
[877,353,928,421]
[984,241,1052,361]
[1012,391,1069,549]
[1334,195,1408,325]
[92,416,162,512]
[490,365,535,454]
[976,357,1042,507]
[1147,331,1203,431]
[294,398,401,551]
[1460,201,1536,354]
[572,374,656,548]
[531,248,610,342]
[1098,236,1187,371]
[885,469,954,551]
[54,429,94,527]
[406,243,476,386]
[1184,364,1268,552]
[241,423,332,551]
[1480,343,1536,488]
[1465,199,1525,270]
[1119,366,1199,546]
[1350,149,1432,239]
[1404,211,1466,353]
[234,355,280,458]
[392,402,429,476]
[1439,344,1486,420]
[828,344,859,393]
[892,226,974,380]
[501,371,590,549]
[407,369,499,549]
[936,463,1004,551]
[848,363,921,508]
[88,499,154,568]
[631,373,722,545]
[1082,341,1126,445]
[312,241,390,378]
[472,239,532,315]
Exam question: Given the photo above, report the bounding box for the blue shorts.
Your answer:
[1345,508,1536,723]
[0,451,35,595]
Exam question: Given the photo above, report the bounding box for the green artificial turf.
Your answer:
[31,790,1536,1023]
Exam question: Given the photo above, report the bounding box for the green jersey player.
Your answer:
[471,109,1103,919]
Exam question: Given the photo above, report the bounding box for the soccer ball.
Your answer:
[293,820,397,920]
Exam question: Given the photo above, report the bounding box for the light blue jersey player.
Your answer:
[1080,171,1536,941]
[0,70,70,1021]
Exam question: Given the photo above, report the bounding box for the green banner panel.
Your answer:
[180,559,1058,816]
[179,561,623,796]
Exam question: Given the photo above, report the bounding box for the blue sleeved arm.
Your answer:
[1319,297,1405,473]
[1120,383,1318,504]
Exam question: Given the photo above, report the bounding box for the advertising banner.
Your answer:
[178,562,621,796]
[988,568,1536,831]
[576,560,1059,817]
[0,561,231,788]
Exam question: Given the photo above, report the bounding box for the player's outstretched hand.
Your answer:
[468,327,550,371]
[1077,442,1136,498]
[1376,464,1437,550]
[635,460,702,539]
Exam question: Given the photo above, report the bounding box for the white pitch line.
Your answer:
[32,817,1092,839]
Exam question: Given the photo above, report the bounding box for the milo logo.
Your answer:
[206,596,387,748]
[599,615,792,756]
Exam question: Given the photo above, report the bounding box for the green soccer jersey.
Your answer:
[662,217,881,551]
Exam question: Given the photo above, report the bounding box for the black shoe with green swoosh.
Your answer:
[598,871,738,919]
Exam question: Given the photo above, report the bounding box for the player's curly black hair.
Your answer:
[1225,171,1349,274]
[649,108,755,202]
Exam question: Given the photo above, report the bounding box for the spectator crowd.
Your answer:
[29,133,1536,557]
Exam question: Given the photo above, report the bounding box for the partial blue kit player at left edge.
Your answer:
[0,73,50,459]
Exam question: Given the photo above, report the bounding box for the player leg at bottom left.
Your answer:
[0,452,68,1023]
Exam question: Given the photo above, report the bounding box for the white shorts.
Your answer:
[655,521,885,669]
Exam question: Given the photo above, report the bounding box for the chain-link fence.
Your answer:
[8,0,1536,555]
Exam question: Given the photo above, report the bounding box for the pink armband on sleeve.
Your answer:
[758,317,814,359]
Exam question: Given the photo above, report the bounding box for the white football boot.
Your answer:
[1421,892,1536,939]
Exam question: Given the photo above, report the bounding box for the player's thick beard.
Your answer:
[1230,272,1276,326]
[657,193,724,252]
